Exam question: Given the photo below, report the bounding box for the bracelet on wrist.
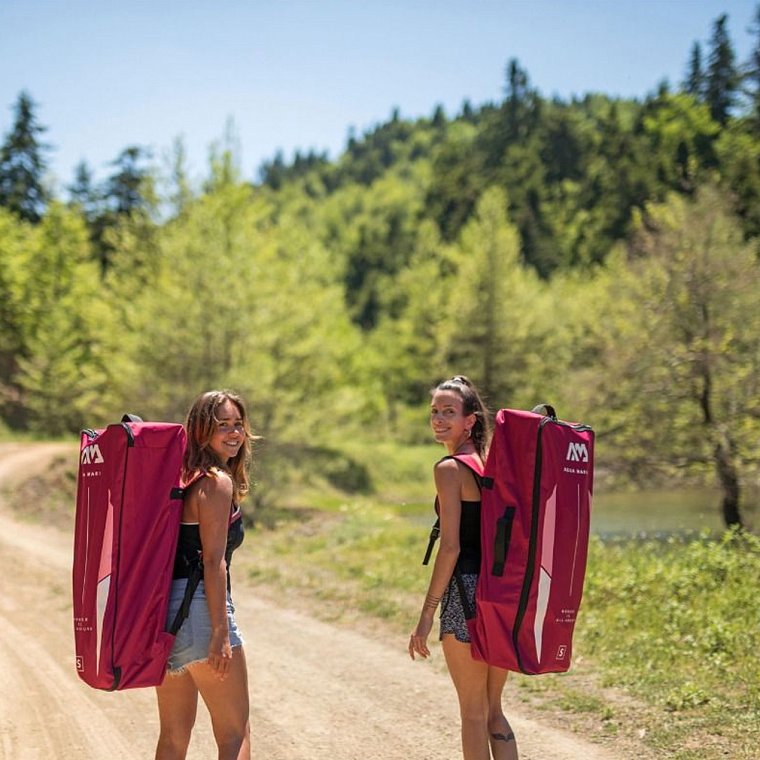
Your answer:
[423,593,442,610]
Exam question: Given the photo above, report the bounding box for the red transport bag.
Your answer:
[72,417,186,690]
[468,406,594,674]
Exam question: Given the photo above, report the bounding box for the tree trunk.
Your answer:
[714,436,743,528]
[696,356,743,528]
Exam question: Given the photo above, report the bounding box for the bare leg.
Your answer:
[155,671,199,760]
[187,646,251,760]
[442,634,491,760]
[486,666,518,760]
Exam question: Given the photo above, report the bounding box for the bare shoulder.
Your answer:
[433,457,461,486]
[192,469,233,507]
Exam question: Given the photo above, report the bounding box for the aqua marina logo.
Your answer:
[81,444,104,465]
[565,442,589,463]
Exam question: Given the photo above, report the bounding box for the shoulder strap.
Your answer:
[436,453,485,491]
[448,453,483,619]
[168,562,203,635]
[170,470,205,501]
[446,453,484,485]
[422,453,484,565]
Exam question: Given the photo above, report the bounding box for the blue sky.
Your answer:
[0,0,757,190]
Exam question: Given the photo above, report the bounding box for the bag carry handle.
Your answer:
[491,506,517,576]
[531,403,557,419]
[121,413,143,423]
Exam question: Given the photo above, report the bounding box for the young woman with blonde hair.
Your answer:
[155,390,254,760]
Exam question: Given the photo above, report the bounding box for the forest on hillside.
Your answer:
[1,10,760,526]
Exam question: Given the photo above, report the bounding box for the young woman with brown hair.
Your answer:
[409,376,518,760]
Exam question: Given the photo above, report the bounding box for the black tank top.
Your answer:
[457,499,481,574]
[173,504,245,592]
[434,456,482,574]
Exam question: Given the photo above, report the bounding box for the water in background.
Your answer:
[592,486,758,538]
[401,486,758,538]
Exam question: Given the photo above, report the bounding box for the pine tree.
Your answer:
[67,160,100,222]
[89,145,155,275]
[105,145,152,214]
[259,149,286,189]
[504,58,533,141]
[747,4,760,129]
[444,186,545,406]
[0,91,50,223]
[684,41,705,99]
[431,104,446,129]
[705,14,739,124]
[166,136,193,215]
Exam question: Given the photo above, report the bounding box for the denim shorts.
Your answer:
[165,579,244,674]
[439,573,477,644]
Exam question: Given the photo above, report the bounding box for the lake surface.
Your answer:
[592,486,758,537]
[400,486,758,538]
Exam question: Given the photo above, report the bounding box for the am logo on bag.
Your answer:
[565,442,589,462]
[80,443,105,465]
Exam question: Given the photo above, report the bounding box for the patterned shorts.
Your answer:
[439,573,477,644]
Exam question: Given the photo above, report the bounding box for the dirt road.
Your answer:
[0,442,624,759]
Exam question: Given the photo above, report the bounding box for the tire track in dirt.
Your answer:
[0,443,627,759]
[0,615,136,759]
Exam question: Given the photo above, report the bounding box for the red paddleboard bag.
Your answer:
[468,405,594,674]
[72,415,195,690]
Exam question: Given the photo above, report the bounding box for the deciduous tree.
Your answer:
[442,186,547,408]
[588,186,760,527]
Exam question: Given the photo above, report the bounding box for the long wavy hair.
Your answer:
[432,375,491,459]
[183,390,254,503]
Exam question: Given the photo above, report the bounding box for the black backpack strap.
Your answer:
[453,565,475,620]
[168,559,203,635]
[167,472,207,635]
[422,455,483,566]
[422,516,440,566]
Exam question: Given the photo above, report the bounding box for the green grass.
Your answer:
[577,530,760,755]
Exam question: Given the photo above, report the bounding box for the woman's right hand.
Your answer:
[408,613,434,660]
[207,630,233,680]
